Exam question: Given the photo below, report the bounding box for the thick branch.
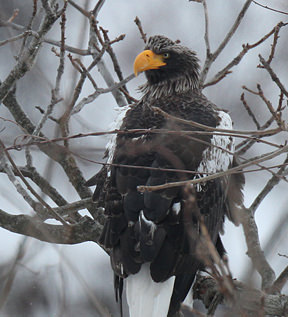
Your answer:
[0,165,68,207]
[240,207,276,290]
[0,209,103,245]
[193,275,288,316]
[269,265,288,295]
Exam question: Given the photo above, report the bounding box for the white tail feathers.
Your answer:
[126,264,175,317]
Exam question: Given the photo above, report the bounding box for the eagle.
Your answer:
[86,35,244,317]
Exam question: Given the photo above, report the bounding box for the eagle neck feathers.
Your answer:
[139,73,199,101]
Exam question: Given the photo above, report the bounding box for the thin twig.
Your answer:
[204,22,288,88]
[249,155,288,215]
[152,106,282,137]
[202,0,211,57]
[1,70,97,222]
[256,84,284,129]
[72,73,134,114]
[65,56,91,117]
[0,141,40,212]
[64,45,112,119]
[74,58,98,89]
[3,139,287,183]
[0,18,89,55]
[266,22,283,65]
[7,126,283,153]
[100,28,131,103]
[7,9,19,23]
[0,140,69,226]
[252,1,288,15]
[259,54,288,98]
[0,31,38,47]
[18,0,38,57]
[68,0,90,17]
[0,19,36,32]
[54,3,70,145]
[137,145,288,192]
[57,146,288,181]
[0,165,68,207]
[200,0,253,87]
[0,6,61,103]
[240,92,261,129]
[134,16,147,43]
[45,38,90,55]
[236,114,276,155]
[92,0,106,16]
[33,99,62,137]
[54,2,67,99]
[88,15,127,107]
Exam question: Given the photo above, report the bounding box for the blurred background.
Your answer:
[0,0,288,316]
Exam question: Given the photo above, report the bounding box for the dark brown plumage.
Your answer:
[86,35,244,317]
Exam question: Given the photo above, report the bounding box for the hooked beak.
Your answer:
[133,50,166,76]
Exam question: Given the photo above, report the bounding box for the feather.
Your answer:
[126,263,175,317]
[196,110,234,176]
[106,105,131,167]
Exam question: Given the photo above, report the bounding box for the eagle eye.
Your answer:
[162,52,170,59]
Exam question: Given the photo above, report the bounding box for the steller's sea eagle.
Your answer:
[86,35,244,317]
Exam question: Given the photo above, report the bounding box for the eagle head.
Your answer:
[134,35,200,89]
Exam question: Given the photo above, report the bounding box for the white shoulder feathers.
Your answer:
[197,110,234,175]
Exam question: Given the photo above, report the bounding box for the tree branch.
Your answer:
[0,5,61,102]
[193,275,288,316]
[240,206,276,290]
[259,54,288,98]
[204,22,288,88]
[138,145,288,192]
[0,209,103,245]
[1,86,98,220]
[200,0,253,87]
[269,265,288,295]
[0,139,69,226]
[249,155,288,214]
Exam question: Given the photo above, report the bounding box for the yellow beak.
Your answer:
[133,50,166,76]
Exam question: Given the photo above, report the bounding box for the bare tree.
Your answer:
[0,0,288,316]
